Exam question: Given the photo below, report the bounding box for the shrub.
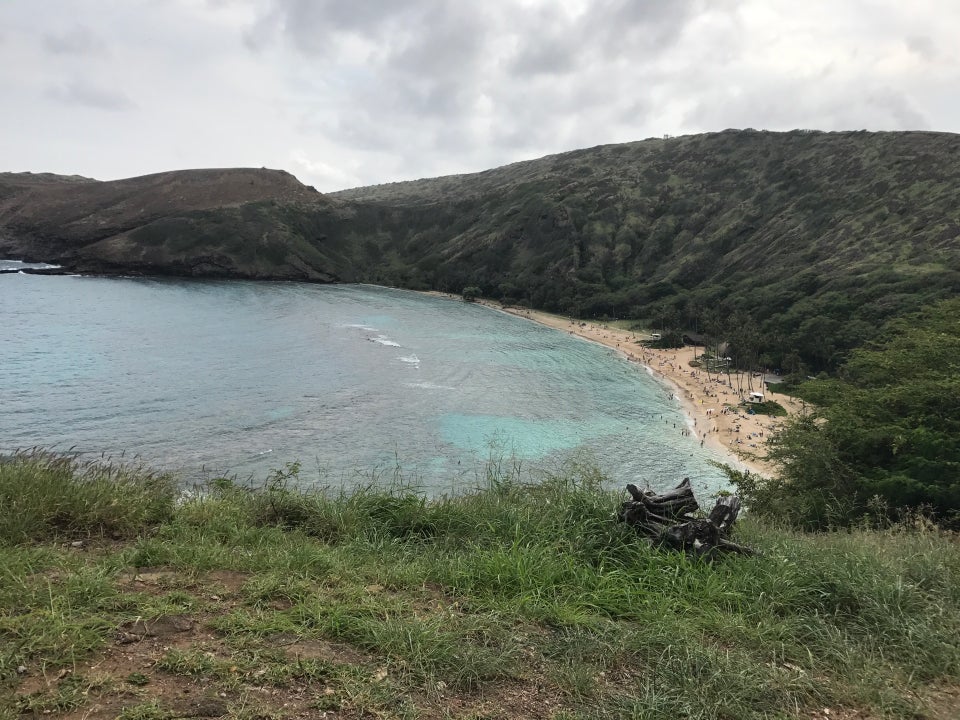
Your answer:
[744,400,787,416]
[0,451,176,544]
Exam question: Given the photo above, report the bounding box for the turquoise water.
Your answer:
[1,274,729,494]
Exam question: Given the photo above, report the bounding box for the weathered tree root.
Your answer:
[618,478,757,558]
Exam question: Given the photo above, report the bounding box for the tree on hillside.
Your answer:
[733,298,960,528]
[727,313,762,395]
[461,286,481,302]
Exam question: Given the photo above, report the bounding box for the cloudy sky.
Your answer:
[1,0,957,191]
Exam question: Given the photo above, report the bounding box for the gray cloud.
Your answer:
[246,0,438,55]
[1,0,959,190]
[906,35,936,60]
[683,75,931,134]
[247,0,499,169]
[588,0,704,57]
[507,4,588,78]
[46,79,136,112]
[510,38,579,77]
[246,0,710,178]
[867,88,930,130]
[43,25,106,56]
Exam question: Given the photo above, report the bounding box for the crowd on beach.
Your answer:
[490,305,800,476]
[426,292,798,476]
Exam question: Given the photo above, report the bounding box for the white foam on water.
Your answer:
[0,259,62,270]
[342,323,377,331]
[404,381,456,391]
[398,354,420,364]
[369,335,401,347]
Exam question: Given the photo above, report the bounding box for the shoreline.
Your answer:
[429,292,799,477]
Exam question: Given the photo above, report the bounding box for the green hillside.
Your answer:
[331,129,960,371]
[3,130,960,369]
[0,168,352,282]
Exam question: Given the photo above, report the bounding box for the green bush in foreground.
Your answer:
[736,298,960,529]
[0,451,176,545]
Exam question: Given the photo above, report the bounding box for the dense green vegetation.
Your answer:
[729,298,960,528]
[2,453,959,719]
[744,400,787,417]
[332,130,960,372]
[0,453,176,545]
[0,168,348,282]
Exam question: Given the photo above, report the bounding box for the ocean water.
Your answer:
[1,274,730,494]
[0,259,61,271]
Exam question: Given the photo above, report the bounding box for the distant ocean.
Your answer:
[1,273,730,495]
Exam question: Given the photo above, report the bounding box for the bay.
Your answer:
[1,274,729,495]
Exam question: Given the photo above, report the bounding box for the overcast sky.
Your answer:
[1,0,957,191]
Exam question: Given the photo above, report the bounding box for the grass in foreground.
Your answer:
[1,452,959,719]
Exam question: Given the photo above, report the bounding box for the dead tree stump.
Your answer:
[617,478,756,558]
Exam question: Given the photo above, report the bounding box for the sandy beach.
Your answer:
[521,310,806,476]
[429,293,801,476]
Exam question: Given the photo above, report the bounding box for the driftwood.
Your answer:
[618,478,757,558]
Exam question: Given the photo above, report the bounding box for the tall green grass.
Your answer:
[0,451,175,545]
[2,453,959,718]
